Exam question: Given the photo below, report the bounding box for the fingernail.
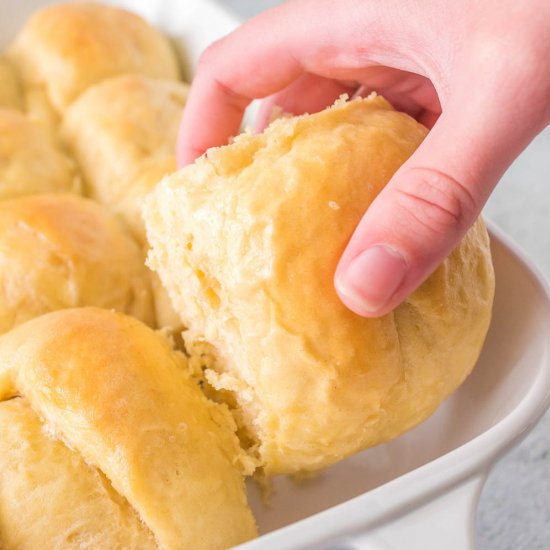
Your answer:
[336,245,407,315]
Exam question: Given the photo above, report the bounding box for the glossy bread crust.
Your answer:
[62,74,187,244]
[0,194,155,334]
[9,3,179,111]
[0,397,157,549]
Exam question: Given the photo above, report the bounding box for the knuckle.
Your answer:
[391,168,478,237]
[195,42,251,109]
[197,38,225,72]
[469,32,550,122]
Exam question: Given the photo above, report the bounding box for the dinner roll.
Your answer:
[9,3,180,112]
[62,75,186,329]
[0,194,155,334]
[0,398,157,549]
[0,57,23,110]
[63,75,186,243]
[145,95,495,475]
[0,308,257,549]
[0,109,79,199]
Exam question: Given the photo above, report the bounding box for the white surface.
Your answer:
[2,1,550,549]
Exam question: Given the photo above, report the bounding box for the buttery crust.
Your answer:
[0,308,257,549]
[0,108,79,199]
[0,398,157,549]
[62,74,187,244]
[0,194,155,334]
[145,95,496,475]
[8,3,180,112]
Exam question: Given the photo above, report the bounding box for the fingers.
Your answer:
[354,67,441,126]
[334,159,480,317]
[176,40,300,166]
[176,71,252,166]
[254,67,440,132]
[335,86,543,317]
[255,74,357,132]
[177,0,440,167]
[177,3,304,166]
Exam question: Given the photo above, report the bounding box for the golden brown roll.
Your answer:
[0,57,23,110]
[0,194,155,334]
[0,108,79,199]
[0,398,157,549]
[144,95,495,475]
[9,3,180,112]
[63,74,187,244]
[0,308,257,549]
[63,74,187,329]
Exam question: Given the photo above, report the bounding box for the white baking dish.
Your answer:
[2,2,550,549]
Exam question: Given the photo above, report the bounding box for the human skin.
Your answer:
[177,0,550,317]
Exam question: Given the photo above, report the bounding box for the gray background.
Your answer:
[217,1,550,548]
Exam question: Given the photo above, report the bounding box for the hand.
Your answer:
[177,0,550,317]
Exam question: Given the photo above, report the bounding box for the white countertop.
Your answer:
[218,1,550,547]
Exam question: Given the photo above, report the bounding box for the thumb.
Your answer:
[334,93,542,317]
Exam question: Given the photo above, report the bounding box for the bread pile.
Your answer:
[0,308,256,549]
[0,2,495,549]
[0,3,254,548]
